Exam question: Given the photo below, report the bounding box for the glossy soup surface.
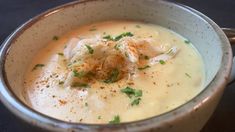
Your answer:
[24,21,205,124]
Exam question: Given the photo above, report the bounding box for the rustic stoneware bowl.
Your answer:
[0,0,234,132]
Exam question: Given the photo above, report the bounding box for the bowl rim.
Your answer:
[0,0,232,131]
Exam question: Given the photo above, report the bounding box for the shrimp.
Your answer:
[62,34,179,88]
[148,46,178,66]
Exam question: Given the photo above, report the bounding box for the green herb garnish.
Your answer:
[131,98,141,106]
[73,70,85,78]
[114,32,134,41]
[103,32,134,41]
[103,35,113,41]
[98,116,101,119]
[109,115,120,124]
[159,60,165,65]
[104,68,119,83]
[53,36,59,41]
[85,45,94,54]
[121,87,142,98]
[184,40,190,44]
[85,102,88,107]
[185,73,191,78]
[134,90,143,97]
[138,65,150,70]
[121,87,135,97]
[32,64,45,71]
[57,53,64,56]
[121,87,143,106]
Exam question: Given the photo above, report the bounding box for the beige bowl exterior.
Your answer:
[0,0,232,132]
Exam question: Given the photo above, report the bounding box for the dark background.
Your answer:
[0,0,235,132]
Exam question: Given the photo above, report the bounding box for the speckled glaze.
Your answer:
[0,0,232,132]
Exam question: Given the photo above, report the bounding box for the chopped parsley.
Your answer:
[73,70,85,78]
[121,87,142,98]
[131,98,141,106]
[71,82,89,88]
[98,116,101,119]
[121,87,143,106]
[109,115,120,124]
[32,64,45,71]
[103,35,113,41]
[103,32,134,41]
[114,32,134,41]
[57,53,64,56]
[121,87,135,96]
[134,89,143,97]
[85,102,88,107]
[185,73,191,78]
[184,39,190,44]
[138,65,150,70]
[85,45,94,54]
[53,36,59,41]
[159,60,165,65]
[104,68,119,83]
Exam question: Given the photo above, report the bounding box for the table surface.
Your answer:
[0,0,235,132]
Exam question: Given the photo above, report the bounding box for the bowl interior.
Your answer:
[2,0,223,123]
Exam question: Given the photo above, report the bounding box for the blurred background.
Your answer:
[0,0,235,131]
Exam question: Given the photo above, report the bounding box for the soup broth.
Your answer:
[24,20,204,124]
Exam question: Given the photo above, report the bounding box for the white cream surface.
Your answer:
[24,21,205,124]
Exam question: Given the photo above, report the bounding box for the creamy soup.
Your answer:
[24,21,204,124]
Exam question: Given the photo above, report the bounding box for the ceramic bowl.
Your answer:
[0,0,233,132]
